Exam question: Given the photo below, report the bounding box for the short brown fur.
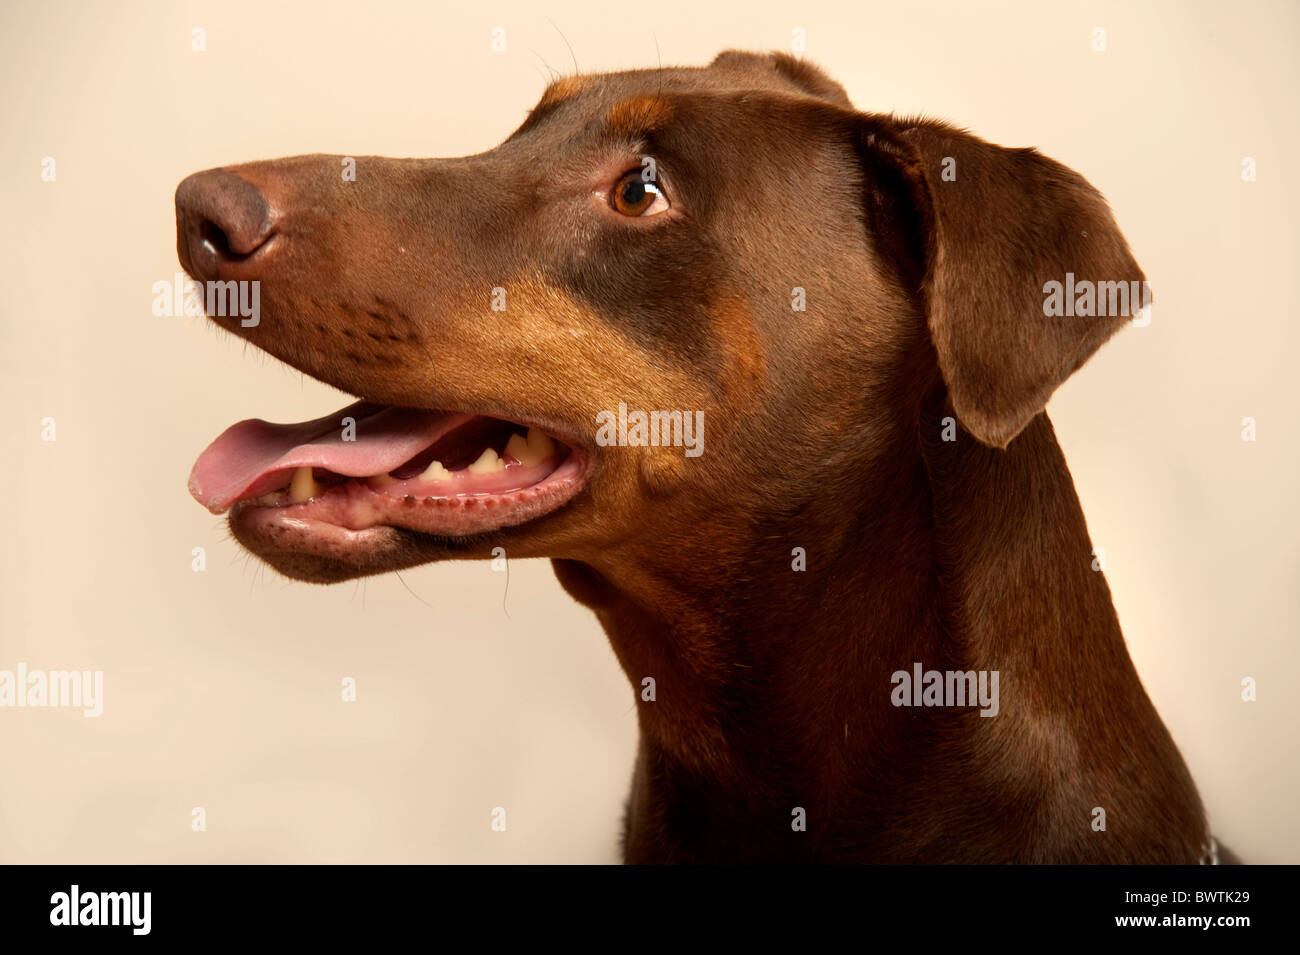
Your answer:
[175,51,1215,864]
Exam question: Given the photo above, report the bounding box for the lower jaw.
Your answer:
[228,451,590,564]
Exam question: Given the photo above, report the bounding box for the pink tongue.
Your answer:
[189,401,464,513]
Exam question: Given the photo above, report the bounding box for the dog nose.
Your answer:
[175,169,274,279]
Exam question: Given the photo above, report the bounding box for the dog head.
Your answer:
[176,51,1145,585]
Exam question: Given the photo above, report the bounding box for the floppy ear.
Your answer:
[861,118,1149,448]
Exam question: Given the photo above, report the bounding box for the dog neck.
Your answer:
[552,400,1206,862]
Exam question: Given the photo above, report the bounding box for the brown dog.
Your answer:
[175,51,1216,863]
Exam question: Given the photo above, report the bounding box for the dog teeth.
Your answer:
[289,466,320,503]
[467,448,505,474]
[366,473,397,487]
[419,460,452,483]
[525,428,556,462]
[504,429,557,467]
[503,433,532,466]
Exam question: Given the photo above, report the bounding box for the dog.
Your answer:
[175,50,1221,863]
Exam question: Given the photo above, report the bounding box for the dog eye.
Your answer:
[610,171,670,217]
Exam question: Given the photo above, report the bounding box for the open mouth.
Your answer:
[189,400,590,543]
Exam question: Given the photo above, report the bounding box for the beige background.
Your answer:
[1,0,1296,863]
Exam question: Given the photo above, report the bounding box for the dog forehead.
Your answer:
[530,63,820,120]
[509,65,830,151]
[542,61,800,97]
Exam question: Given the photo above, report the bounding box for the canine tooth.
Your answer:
[367,473,397,487]
[525,428,556,462]
[503,433,531,465]
[420,460,452,483]
[289,466,320,503]
[467,447,505,474]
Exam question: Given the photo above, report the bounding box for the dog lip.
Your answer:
[190,390,601,511]
[194,393,597,549]
[230,445,591,543]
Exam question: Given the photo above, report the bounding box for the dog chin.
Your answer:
[245,551,388,585]
[228,516,460,584]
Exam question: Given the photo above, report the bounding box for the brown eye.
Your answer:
[610,170,669,217]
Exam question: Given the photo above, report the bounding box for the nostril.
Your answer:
[198,219,249,263]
